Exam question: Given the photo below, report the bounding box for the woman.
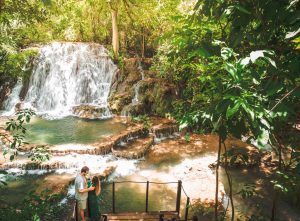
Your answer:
[88,176,101,221]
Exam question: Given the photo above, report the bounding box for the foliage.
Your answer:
[0,189,65,221]
[131,114,151,128]
[155,0,300,136]
[0,0,49,81]
[236,183,257,199]
[0,109,51,164]
[2,109,35,160]
[271,171,300,207]
[190,198,216,217]
[0,0,181,81]
[154,1,300,219]
[28,146,52,163]
[221,148,249,166]
[178,45,281,148]
[184,133,191,142]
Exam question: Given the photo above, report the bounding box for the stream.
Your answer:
[0,42,299,221]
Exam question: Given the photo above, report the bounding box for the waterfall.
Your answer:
[121,59,145,117]
[132,59,145,105]
[3,42,117,119]
[2,79,22,115]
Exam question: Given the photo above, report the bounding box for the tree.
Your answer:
[108,0,120,58]
[155,0,300,219]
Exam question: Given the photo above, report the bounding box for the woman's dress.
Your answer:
[88,182,101,221]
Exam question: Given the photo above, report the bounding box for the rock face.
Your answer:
[72,105,110,119]
[108,58,177,116]
[0,78,17,109]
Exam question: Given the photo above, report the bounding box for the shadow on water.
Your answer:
[220,168,300,221]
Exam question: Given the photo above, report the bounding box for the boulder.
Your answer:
[109,57,177,116]
[72,105,110,119]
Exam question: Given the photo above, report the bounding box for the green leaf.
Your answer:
[225,62,238,81]
[212,40,225,46]
[226,101,241,119]
[188,48,210,59]
[257,128,270,149]
[234,5,251,14]
[264,56,277,68]
[26,115,31,123]
[250,50,265,63]
[239,57,251,68]
[285,27,300,39]
[221,47,234,60]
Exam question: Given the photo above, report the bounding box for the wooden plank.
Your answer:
[102,211,179,220]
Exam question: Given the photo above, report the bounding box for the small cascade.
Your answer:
[120,106,131,117]
[137,59,145,80]
[2,42,117,119]
[2,79,22,115]
[1,153,139,176]
[131,59,145,105]
[121,59,145,117]
[131,83,141,105]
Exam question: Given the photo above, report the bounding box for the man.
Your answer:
[75,166,95,221]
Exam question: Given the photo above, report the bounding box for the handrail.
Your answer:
[108,180,178,184]
[74,180,194,221]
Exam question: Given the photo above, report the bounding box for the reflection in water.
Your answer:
[98,181,178,214]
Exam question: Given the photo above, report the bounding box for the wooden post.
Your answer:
[145,181,149,212]
[75,201,78,221]
[159,213,164,221]
[112,182,115,213]
[185,197,190,221]
[176,180,182,214]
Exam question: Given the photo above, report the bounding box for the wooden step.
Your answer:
[102,211,178,220]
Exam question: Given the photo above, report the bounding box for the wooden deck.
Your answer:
[102,211,179,221]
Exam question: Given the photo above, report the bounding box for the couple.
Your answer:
[75,166,101,221]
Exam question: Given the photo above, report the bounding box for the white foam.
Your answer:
[2,42,118,119]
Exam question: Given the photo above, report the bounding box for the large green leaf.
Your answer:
[250,50,265,63]
[221,47,234,60]
[234,5,251,15]
[224,62,238,81]
[226,100,241,119]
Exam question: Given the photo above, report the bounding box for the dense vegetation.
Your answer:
[0,0,299,220]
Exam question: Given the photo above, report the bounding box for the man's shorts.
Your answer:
[77,199,87,210]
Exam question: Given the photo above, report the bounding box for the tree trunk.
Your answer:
[215,134,222,221]
[141,26,145,58]
[271,136,283,221]
[111,7,119,59]
[0,0,4,12]
[223,142,234,221]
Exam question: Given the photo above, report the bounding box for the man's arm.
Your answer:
[77,178,95,193]
[78,186,95,193]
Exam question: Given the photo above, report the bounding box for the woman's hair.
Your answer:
[92,176,101,196]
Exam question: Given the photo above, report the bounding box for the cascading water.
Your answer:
[2,79,23,115]
[3,42,117,118]
[121,59,145,117]
[132,59,145,105]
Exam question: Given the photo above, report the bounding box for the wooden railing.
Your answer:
[75,180,191,221]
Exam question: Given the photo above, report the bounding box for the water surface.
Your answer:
[24,117,126,145]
